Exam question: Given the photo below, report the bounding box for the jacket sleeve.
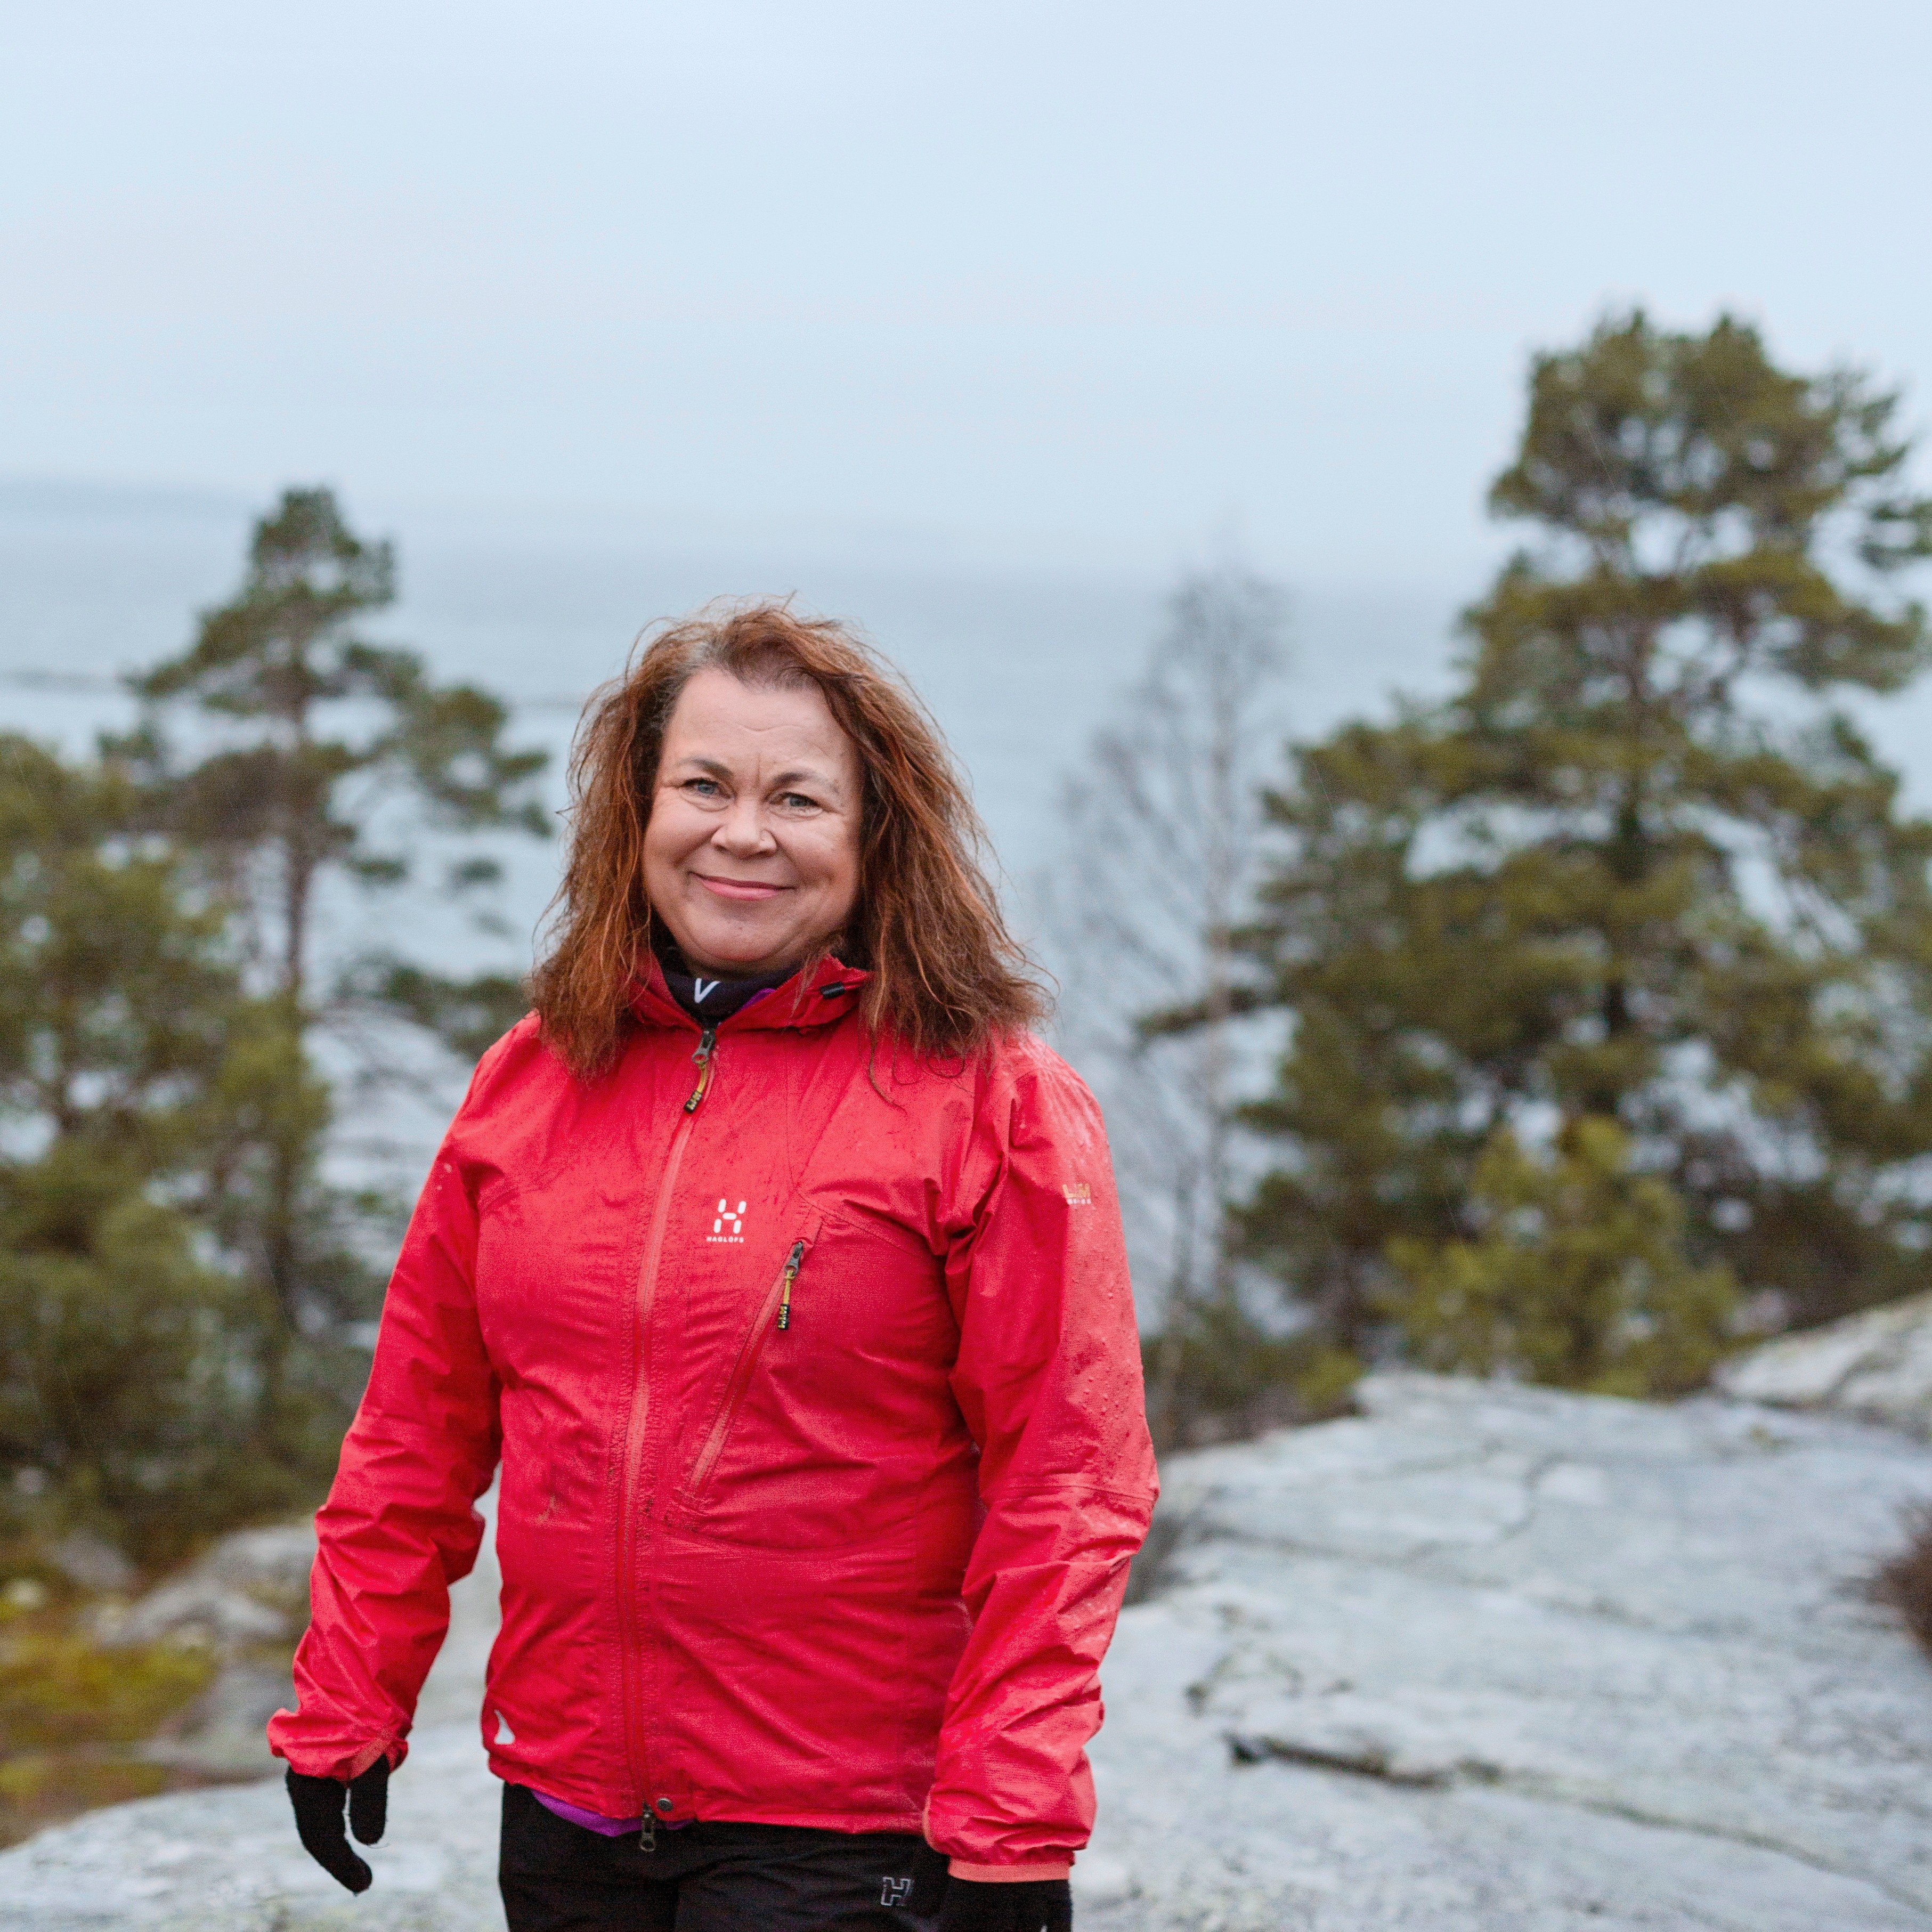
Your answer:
[926,1043,1158,1876]
[267,1068,505,1781]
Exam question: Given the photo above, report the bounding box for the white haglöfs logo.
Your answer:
[710,1198,747,1243]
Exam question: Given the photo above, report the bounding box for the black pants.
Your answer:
[500,1783,952,1931]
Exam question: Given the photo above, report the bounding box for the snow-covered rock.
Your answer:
[4,1375,1930,1930]
[1717,1292,1932,1436]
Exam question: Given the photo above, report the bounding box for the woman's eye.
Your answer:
[778,792,820,811]
[686,778,724,799]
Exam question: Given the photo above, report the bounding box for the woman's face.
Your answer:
[643,668,863,980]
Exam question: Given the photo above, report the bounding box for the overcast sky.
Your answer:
[5,1,1930,585]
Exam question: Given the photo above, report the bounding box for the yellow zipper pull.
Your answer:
[683,1027,718,1114]
[777,1240,806,1329]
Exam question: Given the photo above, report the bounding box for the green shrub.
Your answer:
[1389,1118,1736,1398]
[0,1626,213,1751]
[0,1586,214,1846]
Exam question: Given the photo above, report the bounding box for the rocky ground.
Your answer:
[4,1307,1932,1930]
[99,1519,320,1781]
[1716,1289,1932,1438]
[0,1502,506,1931]
[1081,1374,1932,1931]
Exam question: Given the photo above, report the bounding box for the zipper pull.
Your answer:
[683,1027,718,1113]
[777,1240,806,1330]
[638,1814,656,1854]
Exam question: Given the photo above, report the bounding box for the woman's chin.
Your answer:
[680,930,794,977]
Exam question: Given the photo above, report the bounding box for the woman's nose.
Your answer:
[713,800,776,856]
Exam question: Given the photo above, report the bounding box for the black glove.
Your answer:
[286,1757,389,1893]
[937,1876,1073,1932]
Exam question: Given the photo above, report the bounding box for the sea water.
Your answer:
[0,483,1465,905]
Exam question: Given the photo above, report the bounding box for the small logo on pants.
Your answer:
[880,1876,913,1908]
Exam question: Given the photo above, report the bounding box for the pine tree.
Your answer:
[122,489,548,1365]
[130,488,547,1011]
[1389,1117,1736,1396]
[0,736,286,1563]
[1241,312,1932,1390]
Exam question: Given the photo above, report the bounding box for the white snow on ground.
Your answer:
[4,1366,1931,1930]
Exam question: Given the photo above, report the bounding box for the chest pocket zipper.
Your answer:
[680,1227,816,1508]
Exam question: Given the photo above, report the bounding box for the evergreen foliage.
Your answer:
[117,487,548,1477]
[1239,312,1932,1391]
[126,486,548,1014]
[1389,1117,1736,1395]
[0,737,280,1561]
[0,489,549,1570]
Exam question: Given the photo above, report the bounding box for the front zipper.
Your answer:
[683,1026,717,1112]
[681,1235,811,1505]
[615,1022,720,1828]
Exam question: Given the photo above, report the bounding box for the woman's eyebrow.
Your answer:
[667,756,842,798]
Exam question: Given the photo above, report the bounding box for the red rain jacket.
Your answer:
[270,956,1157,1875]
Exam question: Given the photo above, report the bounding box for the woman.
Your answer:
[271,603,1157,1931]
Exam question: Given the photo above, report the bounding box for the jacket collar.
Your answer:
[627,952,869,1035]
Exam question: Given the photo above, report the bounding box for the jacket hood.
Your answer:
[626,951,870,1035]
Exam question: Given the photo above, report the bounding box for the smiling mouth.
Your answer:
[693,873,788,902]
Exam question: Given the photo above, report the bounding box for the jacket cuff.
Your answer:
[946,1859,1074,1882]
[267,1722,404,1782]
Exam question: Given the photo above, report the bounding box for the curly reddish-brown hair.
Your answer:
[531,600,1046,1074]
